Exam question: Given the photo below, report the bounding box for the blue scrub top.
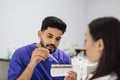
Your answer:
[8,43,71,80]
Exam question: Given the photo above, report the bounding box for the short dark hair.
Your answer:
[89,17,120,80]
[41,16,67,34]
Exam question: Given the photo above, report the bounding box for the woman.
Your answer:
[64,17,120,80]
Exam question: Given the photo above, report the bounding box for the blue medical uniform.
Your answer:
[8,43,71,80]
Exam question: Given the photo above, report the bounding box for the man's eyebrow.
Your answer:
[57,36,62,39]
[47,33,62,38]
[48,33,53,36]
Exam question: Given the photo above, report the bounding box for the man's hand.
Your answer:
[30,43,50,67]
[64,71,77,80]
[17,43,50,80]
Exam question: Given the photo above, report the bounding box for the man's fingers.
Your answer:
[36,43,41,48]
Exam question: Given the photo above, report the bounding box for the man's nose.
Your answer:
[50,39,56,44]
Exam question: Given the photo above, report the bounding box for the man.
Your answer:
[8,16,71,80]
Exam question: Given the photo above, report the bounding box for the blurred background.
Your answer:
[0,0,120,80]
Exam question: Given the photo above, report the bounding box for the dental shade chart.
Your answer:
[51,48,86,77]
[51,64,73,77]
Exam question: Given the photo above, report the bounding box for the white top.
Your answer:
[86,72,117,80]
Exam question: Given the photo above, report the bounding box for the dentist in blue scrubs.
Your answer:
[8,16,71,80]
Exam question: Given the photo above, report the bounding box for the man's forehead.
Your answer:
[44,28,62,36]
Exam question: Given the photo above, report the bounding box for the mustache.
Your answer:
[46,44,56,48]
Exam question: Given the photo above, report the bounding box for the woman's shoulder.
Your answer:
[87,72,117,80]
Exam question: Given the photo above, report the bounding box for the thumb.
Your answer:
[36,43,42,48]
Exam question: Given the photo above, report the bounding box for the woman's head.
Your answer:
[86,17,120,62]
[85,27,104,63]
[85,17,120,78]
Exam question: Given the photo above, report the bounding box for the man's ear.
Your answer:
[38,31,42,39]
[97,39,104,52]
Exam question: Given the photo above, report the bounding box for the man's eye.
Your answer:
[48,36,52,38]
[56,38,61,41]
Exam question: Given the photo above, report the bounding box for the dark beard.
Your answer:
[40,41,56,54]
[40,41,44,47]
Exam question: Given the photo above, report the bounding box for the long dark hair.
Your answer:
[88,17,120,80]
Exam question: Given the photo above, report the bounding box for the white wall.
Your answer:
[1,0,120,59]
[87,0,120,23]
[0,0,87,58]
